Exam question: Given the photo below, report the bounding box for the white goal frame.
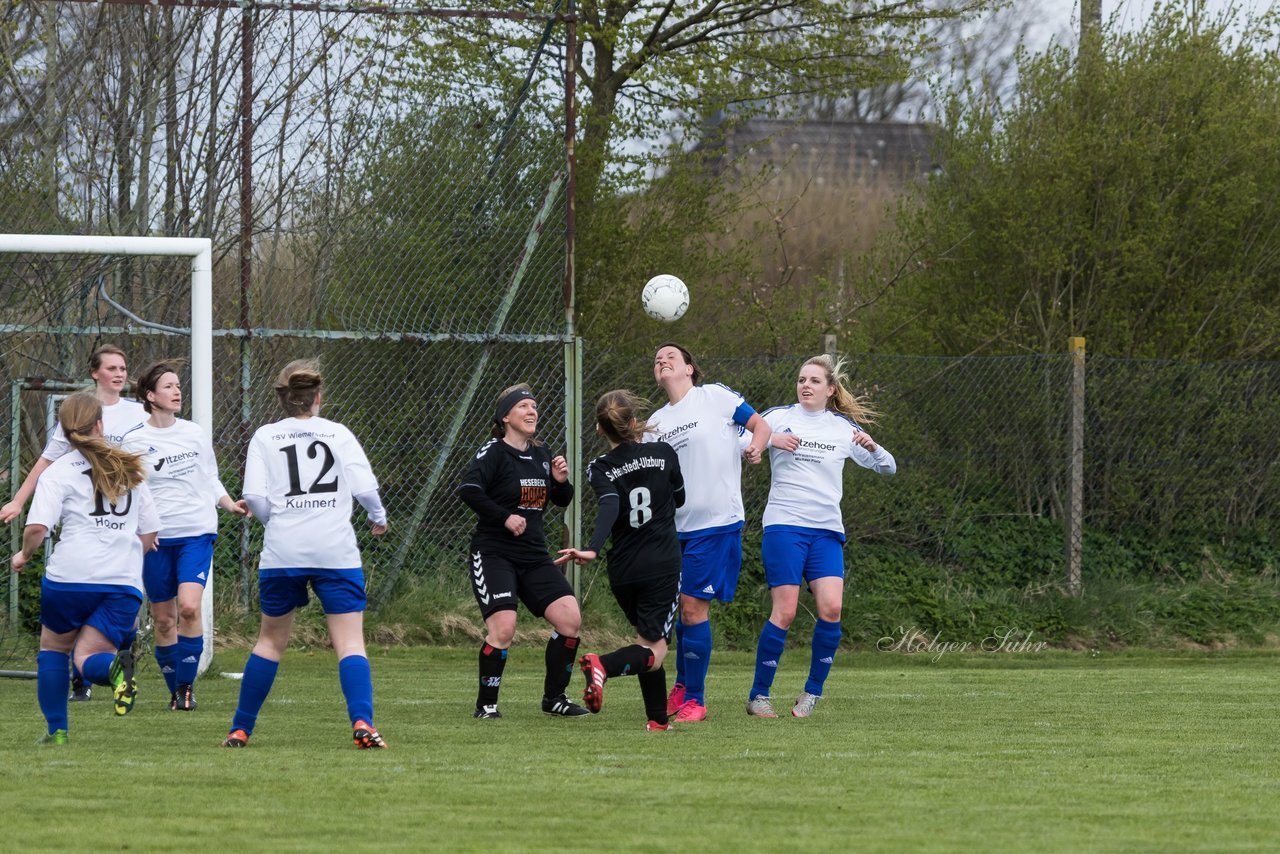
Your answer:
[0,234,215,674]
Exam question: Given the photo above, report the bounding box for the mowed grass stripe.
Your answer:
[4,648,1277,851]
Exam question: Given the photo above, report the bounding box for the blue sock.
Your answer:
[338,655,374,726]
[37,651,70,734]
[230,653,279,736]
[751,620,789,700]
[176,635,203,686]
[82,652,115,686]
[155,643,179,693]
[681,620,713,704]
[805,619,842,696]
[674,619,687,686]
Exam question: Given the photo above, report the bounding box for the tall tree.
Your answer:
[867,3,1280,360]
[396,1,991,205]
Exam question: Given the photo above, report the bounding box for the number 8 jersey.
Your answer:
[244,415,379,570]
[585,441,684,583]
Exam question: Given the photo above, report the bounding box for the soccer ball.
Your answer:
[641,274,689,322]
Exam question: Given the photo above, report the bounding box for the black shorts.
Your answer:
[469,548,575,620]
[610,572,680,644]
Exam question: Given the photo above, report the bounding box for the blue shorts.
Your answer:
[144,534,217,603]
[258,569,366,617]
[762,526,845,587]
[680,529,743,602]
[40,578,142,648]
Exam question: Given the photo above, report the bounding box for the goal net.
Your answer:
[0,235,213,677]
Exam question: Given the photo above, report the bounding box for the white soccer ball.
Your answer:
[641,274,689,322]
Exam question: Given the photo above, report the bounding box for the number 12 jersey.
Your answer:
[244,416,378,570]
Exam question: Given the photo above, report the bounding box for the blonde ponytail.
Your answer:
[59,392,145,503]
[803,354,879,425]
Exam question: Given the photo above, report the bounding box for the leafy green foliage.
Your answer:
[874,4,1280,359]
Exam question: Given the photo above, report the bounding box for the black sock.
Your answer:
[543,632,579,699]
[638,666,669,725]
[600,644,654,678]
[477,642,507,708]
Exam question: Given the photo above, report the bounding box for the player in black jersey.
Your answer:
[457,383,589,719]
[556,390,684,731]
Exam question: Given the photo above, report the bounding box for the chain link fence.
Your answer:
[582,349,1076,587]
[582,348,1279,592]
[0,1,574,665]
[2,4,1277,666]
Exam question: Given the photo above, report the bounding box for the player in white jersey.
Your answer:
[648,342,770,721]
[1,344,146,703]
[747,354,895,719]
[1,345,145,523]
[223,360,389,749]
[128,361,250,712]
[10,393,160,743]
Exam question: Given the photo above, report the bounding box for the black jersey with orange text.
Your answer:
[458,438,573,561]
[585,441,684,583]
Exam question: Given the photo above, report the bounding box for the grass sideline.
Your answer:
[3,646,1278,851]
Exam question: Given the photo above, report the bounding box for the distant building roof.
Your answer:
[702,118,939,185]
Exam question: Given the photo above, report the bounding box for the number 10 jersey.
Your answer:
[244,415,379,570]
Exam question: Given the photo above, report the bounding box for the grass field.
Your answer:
[3,645,1278,852]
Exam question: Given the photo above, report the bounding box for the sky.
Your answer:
[1036,0,1276,44]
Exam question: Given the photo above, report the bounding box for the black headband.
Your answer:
[494,388,535,424]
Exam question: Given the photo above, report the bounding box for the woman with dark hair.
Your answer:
[11,392,159,743]
[128,360,249,712]
[457,383,587,719]
[557,389,684,730]
[648,342,771,722]
[223,359,389,749]
[747,355,895,718]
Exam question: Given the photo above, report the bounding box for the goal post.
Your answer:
[0,234,215,675]
[0,235,213,428]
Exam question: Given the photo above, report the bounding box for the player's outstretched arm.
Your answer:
[10,523,49,571]
[218,495,251,517]
[0,457,54,522]
[742,412,772,464]
[554,548,597,567]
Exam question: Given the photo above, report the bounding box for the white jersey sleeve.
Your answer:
[200,431,230,501]
[339,426,379,496]
[40,422,71,461]
[850,440,897,476]
[26,461,70,531]
[136,480,160,535]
